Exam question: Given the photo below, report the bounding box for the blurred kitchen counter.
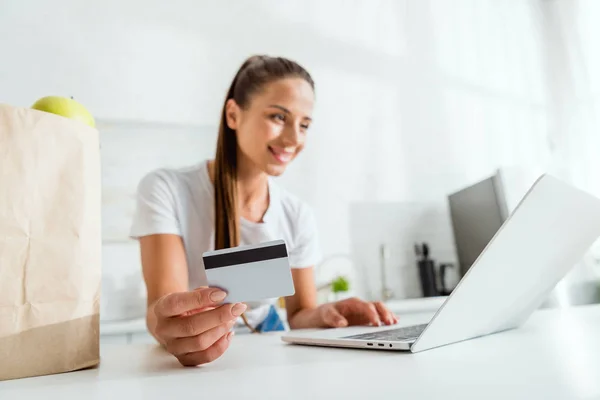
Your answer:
[99,297,447,345]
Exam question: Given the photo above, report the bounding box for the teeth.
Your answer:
[270,147,293,162]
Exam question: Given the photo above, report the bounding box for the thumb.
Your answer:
[321,305,348,328]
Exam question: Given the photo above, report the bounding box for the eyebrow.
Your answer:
[268,104,312,121]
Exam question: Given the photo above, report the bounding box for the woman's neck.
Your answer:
[236,155,269,207]
[207,156,269,222]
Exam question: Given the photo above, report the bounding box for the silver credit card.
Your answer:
[203,239,295,304]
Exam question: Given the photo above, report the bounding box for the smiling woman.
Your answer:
[129,55,398,367]
[264,103,312,165]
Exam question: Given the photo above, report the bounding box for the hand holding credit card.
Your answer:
[203,239,295,303]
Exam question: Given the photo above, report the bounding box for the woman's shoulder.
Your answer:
[138,162,208,192]
[136,162,212,209]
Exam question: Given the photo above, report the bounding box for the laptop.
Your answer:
[282,174,600,352]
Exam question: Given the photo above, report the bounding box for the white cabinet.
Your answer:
[100,332,155,345]
[100,318,154,345]
[100,334,129,345]
[131,332,156,344]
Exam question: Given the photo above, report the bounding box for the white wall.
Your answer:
[2,0,599,318]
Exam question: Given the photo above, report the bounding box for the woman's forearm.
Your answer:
[287,306,324,329]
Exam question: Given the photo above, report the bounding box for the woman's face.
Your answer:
[226,77,314,176]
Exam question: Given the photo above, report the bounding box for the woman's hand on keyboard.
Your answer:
[318,298,399,328]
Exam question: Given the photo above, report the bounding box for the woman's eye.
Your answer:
[300,124,310,130]
[271,114,285,122]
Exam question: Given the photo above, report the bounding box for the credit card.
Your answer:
[203,239,295,304]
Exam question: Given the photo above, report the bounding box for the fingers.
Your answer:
[366,302,382,326]
[166,320,235,356]
[374,302,398,325]
[176,331,235,367]
[155,288,228,318]
[336,298,381,326]
[321,305,348,328]
[157,303,247,339]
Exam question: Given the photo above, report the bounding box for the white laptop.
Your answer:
[282,174,600,352]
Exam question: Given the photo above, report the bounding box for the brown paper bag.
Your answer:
[0,104,101,381]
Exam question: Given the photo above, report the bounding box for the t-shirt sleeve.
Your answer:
[288,203,322,268]
[130,170,181,239]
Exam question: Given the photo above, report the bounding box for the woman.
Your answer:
[131,55,398,366]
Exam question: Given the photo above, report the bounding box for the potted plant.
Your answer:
[329,276,351,302]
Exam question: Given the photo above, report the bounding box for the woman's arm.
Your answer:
[285,267,323,329]
[139,234,189,342]
[139,234,244,366]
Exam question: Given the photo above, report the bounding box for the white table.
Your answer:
[2,305,600,400]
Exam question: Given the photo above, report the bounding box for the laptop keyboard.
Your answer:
[343,324,428,342]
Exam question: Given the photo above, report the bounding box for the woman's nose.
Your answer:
[282,124,302,145]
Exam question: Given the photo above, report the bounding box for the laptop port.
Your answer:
[367,343,373,346]
[378,343,385,347]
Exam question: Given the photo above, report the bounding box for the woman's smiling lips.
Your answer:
[268,146,294,164]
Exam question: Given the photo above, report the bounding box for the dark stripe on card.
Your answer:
[203,243,288,270]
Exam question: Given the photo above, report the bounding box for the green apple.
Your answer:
[31,96,95,128]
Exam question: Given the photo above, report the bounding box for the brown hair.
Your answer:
[214,55,314,250]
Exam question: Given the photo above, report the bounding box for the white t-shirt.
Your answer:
[130,161,321,327]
